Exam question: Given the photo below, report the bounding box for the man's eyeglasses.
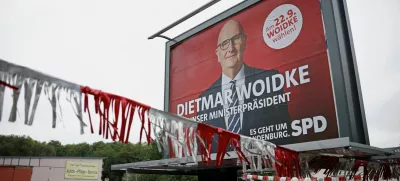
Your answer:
[217,33,245,50]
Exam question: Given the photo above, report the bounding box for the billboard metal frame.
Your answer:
[148,0,221,40]
[320,0,369,145]
[163,0,369,146]
[110,0,398,177]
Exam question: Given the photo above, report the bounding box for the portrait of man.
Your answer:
[196,19,292,142]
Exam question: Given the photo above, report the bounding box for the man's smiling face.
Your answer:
[216,20,247,70]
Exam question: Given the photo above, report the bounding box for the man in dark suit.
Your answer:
[196,19,293,145]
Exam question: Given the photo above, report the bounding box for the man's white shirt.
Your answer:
[221,64,245,130]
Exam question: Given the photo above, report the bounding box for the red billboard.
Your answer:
[169,0,338,145]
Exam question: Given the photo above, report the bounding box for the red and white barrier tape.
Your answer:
[241,174,362,181]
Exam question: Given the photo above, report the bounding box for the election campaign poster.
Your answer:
[168,0,339,145]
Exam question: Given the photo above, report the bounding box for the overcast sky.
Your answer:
[0,0,399,148]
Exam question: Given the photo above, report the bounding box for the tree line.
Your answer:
[0,135,197,181]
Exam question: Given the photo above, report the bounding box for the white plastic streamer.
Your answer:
[0,72,6,121]
[8,75,23,122]
[149,108,202,163]
[67,89,86,134]
[22,78,45,126]
[43,83,60,128]
[27,79,44,125]
[240,136,277,172]
[0,59,84,132]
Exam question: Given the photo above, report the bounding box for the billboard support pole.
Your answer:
[156,35,174,42]
[147,0,221,40]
